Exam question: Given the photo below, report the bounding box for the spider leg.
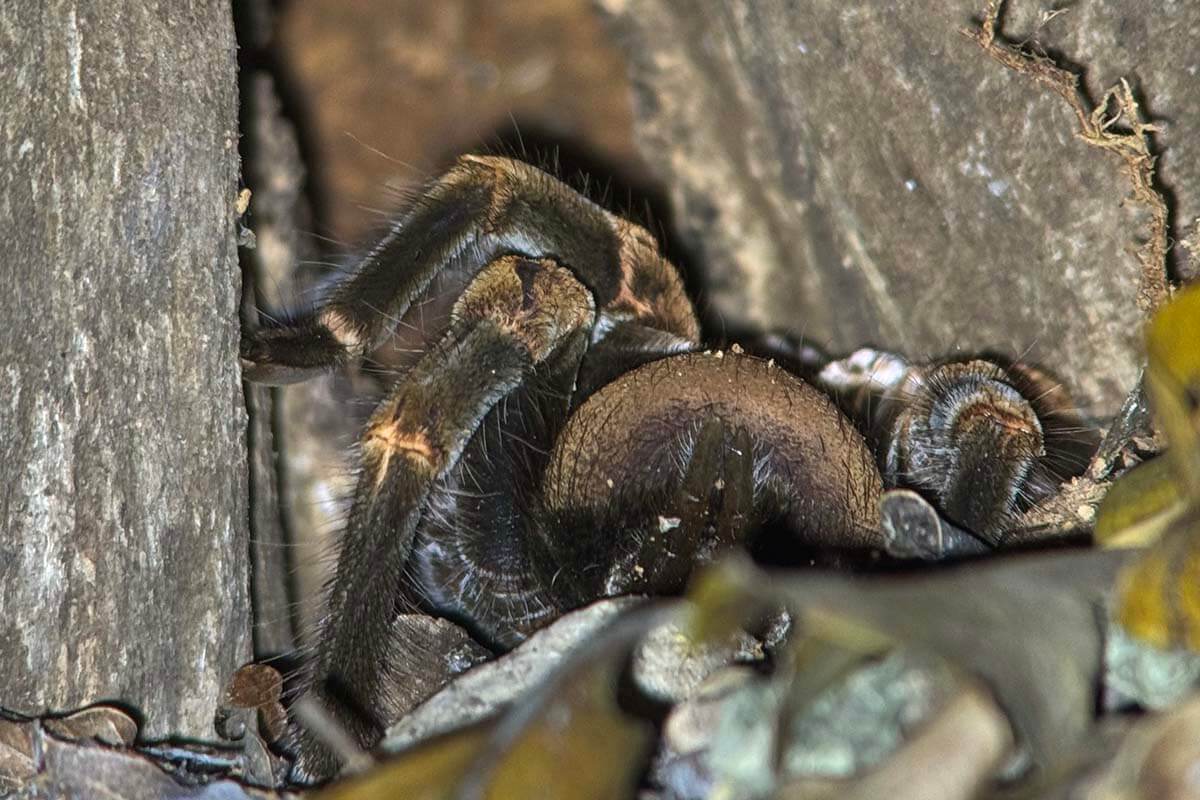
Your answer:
[575,319,697,401]
[242,156,698,384]
[880,358,1099,544]
[410,325,594,650]
[991,357,1102,485]
[292,254,594,780]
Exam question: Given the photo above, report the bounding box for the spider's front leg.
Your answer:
[292,255,595,780]
[811,348,1100,545]
[241,155,698,384]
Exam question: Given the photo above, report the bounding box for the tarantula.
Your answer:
[241,155,1096,778]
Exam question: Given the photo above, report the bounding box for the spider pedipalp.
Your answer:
[807,346,1101,545]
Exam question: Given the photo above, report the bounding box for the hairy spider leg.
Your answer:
[292,256,595,780]
[411,316,705,648]
[798,347,1099,548]
[574,320,699,402]
[242,156,698,384]
[879,359,1096,546]
[992,358,1102,497]
[410,322,594,651]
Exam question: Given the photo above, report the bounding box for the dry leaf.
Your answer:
[43,705,138,747]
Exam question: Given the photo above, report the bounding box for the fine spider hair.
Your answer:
[797,345,1101,544]
[242,156,885,780]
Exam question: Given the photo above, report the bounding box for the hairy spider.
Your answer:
[757,339,1101,545]
[241,155,1095,778]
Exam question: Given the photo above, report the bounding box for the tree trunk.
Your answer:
[0,1,250,740]
[599,0,1199,418]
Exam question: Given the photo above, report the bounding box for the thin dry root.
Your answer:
[963,0,1172,313]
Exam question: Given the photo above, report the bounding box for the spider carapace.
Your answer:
[241,155,1096,778]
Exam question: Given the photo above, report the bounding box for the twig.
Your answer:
[962,0,1172,313]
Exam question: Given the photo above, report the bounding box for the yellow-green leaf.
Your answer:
[1094,456,1186,548]
[1144,282,1200,503]
[313,724,488,800]
[1117,509,1200,651]
[479,648,653,800]
[1115,283,1200,651]
[314,609,660,800]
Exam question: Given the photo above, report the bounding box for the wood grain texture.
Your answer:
[0,0,250,738]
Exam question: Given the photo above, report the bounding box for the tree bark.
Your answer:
[237,0,303,658]
[0,1,250,740]
[599,0,1199,418]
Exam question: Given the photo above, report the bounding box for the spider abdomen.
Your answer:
[540,350,885,599]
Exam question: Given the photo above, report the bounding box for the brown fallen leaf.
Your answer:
[226,664,284,709]
[43,705,138,747]
[0,718,37,793]
[222,663,288,744]
[5,719,295,799]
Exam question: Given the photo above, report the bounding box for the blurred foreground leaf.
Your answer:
[685,550,1129,785]
[314,607,664,800]
[313,724,489,800]
[1117,510,1200,652]
[1108,284,1200,651]
[1095,457,1186,549]
[1144,283,1200,502]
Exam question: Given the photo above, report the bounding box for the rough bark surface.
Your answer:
[0,1,250,738]
[600,0,1199,417]
[240,68,369,648]
[240,67,303,658]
